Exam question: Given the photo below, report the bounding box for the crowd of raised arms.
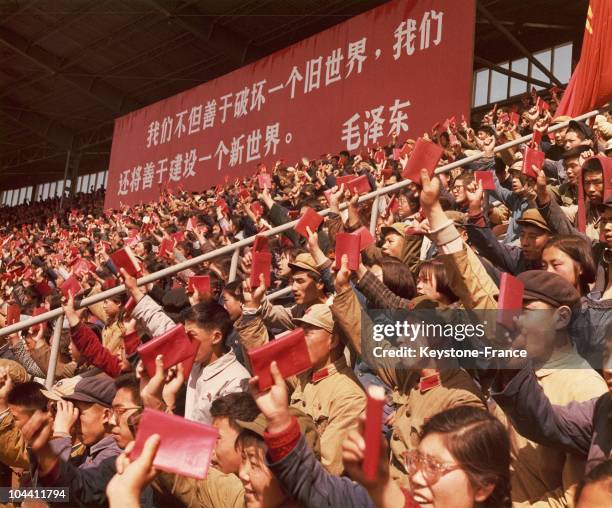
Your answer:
[0,86,611,508]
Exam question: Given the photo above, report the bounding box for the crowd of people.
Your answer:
[0,85,611,508]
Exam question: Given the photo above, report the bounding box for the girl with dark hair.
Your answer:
[407,406,511,508]
[416,260,459,305]
[541,235,596,295]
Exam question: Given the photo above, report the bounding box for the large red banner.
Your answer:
[105,0,476,209]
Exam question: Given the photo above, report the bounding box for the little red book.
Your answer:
[510,112,520,126]
[374,150,386,165]
[294,207,323,238]
[131,408,218,479]
[334,233,361,271]
[399,142,413,158]
[173,231,185,243]
[32,306,48,331]
[250,201,264,218]
[335,175,355,188]
[353,226,375,251]
[522,147,545,180]
[347,175,371,195]
[536,97,550,111]
[188,275,211,295]
[531,129,543,148]
[158,238,175,259]
[248,328,313,390]
[363,385,385,481]
[387,196,400,215]
[6,304,20,326]
[474,171,496,191]
[35,281,53,298]
[497,273,524,331]
[401,137,443,182]
[60,276,82,299]
[137,324,198,378]
[258,173,271,189]
[250,251,272,289]
[110,247,141,277]
[252,235,269,253]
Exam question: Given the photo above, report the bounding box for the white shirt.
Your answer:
[184,350,250,424]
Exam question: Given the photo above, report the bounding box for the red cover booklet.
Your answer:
[252,235,269,253]
[363,385,385,481]
[294,207,323,238]
[60,275,82,299]
[137,324,198,378]
[497,273,524,331]
[401,137,443,182]
[131,408,218,479]
[353,226,375,251]
[6,304,20,326]
[334,233,361,270]
[250,251,272,289]
[124,297,136,318]
[188,275,211,295]
[474,171,496,191]
[248,328,313,390]
[522,147,545,180]
[346,175,371,196]
[110,247,141,277]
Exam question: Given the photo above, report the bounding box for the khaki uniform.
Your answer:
[235,313,366,475]
[494,344,607,507]
[0,412,28,469]
[154,469,244,508]
[331,287,486,486]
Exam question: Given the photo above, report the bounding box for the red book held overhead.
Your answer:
[335,233,361,271]
[250,251,272,289]
[346,175,371,196]
[110,246,141,277]
[131,408,218,479]
[522,147,545,180]
[474,171,496,191]
[35,281,53,298]
[6,304,20,326]
[401,137,443,182]
[60,275,82,299]
[294,207,323,238]
[252,235,269,253]
[363,385,385,481]
[374,150,386,165]
[137,324,198,378]
[353,226,375,251]
[510,112,520,126]
[496,273,524,331]
[248,328,313,390]
[258,173,271,189]
[158,238,175,260]
[188,275,211,295]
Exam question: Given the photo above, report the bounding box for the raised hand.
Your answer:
[107,435,160,508]
[53,400,79,435]
[419,169,441,212]
[248,361,291,434]
[334,255,352,293]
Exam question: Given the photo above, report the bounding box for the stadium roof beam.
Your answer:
[144,0,265,66]
[0,26,142,115]
[476,2,563,87]
[0,99,74,150]
[474,56,552,89]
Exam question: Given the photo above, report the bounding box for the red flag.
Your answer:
[556,0,612,116]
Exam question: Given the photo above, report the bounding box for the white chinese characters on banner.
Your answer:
[131,6,447,198]
[341,99,411,151]
[393,10,444,60]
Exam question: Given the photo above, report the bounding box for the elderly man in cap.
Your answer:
[19,374,133,507]
[489,270,608,506]
[236,302,366,475]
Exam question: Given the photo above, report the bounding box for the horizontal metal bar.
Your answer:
[0,104,607,339]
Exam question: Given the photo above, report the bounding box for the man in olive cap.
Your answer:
[242,251,331,333]
[237,303,365,475]
[493,270,608,506]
